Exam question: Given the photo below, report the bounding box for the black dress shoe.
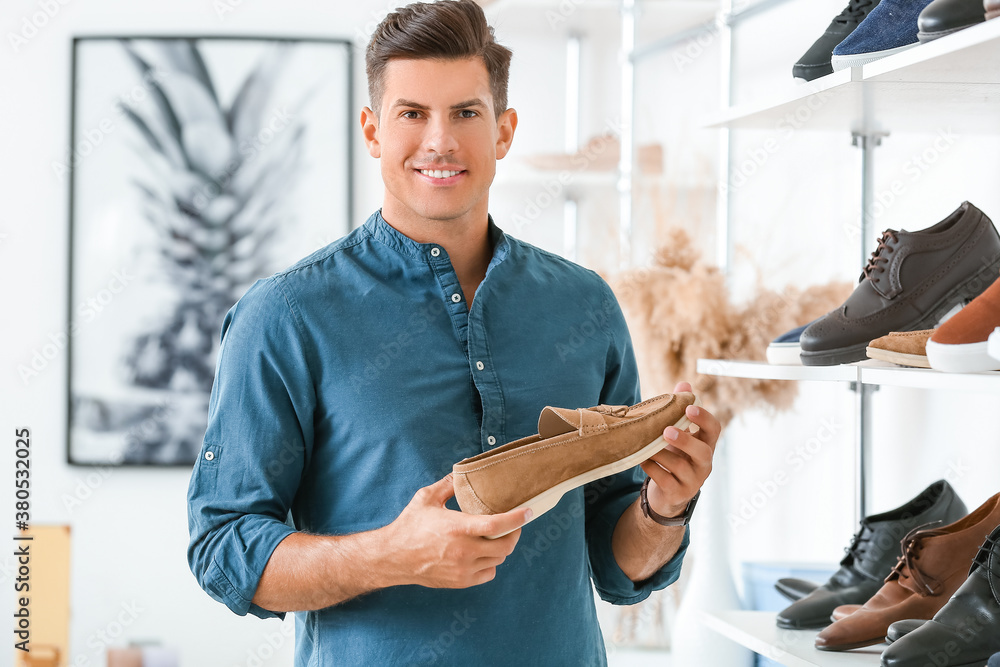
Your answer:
[881,524,1000,666]
[886,619,926,644]
[799,201,1000,366]
[793,0,882,81]
[776,480,967,629]
[918,0,984,42]
[774,577,820,602]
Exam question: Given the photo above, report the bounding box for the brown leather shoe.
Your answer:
[926,273,1000,372]
[866,330,935,368]
[831,604,862,622]
[453,393,698,538]
[987,0,1000,20]
[800,201,1000,366]
[815,492,1000,651]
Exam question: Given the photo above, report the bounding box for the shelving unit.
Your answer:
[698,3,1000,664]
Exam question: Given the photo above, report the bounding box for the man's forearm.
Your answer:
[251,528,398,612]
[611,498,686,583]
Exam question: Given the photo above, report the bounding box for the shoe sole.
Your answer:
[486,396,702,539]
[917,22,979,43]
[831,43,918,71]
[801,256,1000,366]
[989,328,1000,361]
[925,339,1000,372]
[816,635,886,651]
[775,616,835,630]
[865,346,931,368]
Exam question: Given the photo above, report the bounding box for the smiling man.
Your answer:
[186,1,719,665]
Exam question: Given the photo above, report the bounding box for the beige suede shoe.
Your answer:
[453,392,699,538]
[866,330,934,368]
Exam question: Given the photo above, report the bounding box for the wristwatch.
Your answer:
[639,477,700,526]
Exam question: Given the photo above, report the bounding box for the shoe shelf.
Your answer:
[696,358,1000,392]
[701,611,883,666]
[707,18,1000,134]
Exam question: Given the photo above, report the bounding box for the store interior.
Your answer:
[4,0,1000,665]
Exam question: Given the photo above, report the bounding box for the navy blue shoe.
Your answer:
[793,0,882,81]
[831,0,934,70]
[990,651,1000,667]
[766,320,818,365]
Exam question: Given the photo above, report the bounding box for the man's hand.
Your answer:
[382,474,532,589]
[639,381,721,519]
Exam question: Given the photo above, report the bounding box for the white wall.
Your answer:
[4,1,1000,665]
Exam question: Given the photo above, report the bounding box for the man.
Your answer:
[186,1,720,664]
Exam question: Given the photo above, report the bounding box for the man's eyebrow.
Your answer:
[391,98,488,111]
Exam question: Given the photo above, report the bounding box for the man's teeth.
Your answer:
[420,169,461,179]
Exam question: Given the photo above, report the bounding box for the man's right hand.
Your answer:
[382,473,532,589]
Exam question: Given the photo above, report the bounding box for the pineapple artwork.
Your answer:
[66,37,351,465]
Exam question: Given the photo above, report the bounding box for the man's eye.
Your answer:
[402,111,421,119]
[459,109,478,118]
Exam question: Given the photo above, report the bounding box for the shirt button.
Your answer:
[431,247,441,257]
[476,361,485,370]
[487,435,496,445]
[451,293,461,303]
[204,451,215,461]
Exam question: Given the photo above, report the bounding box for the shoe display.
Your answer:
[793,0,882,81]
[831,0,934,69]
[776,480,967,629]
[917,0,985,41]
[815,492,1000,651]
[453,392,698,538]
[774,577,820,602]
[799,202,1000,366]
[989,327,1000,362]
[885,619,926,644]
[766,320,816,365]
[866,330,935,368]
[926,273,1000,372]
[880,524,1000,666]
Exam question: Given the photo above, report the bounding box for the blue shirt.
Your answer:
[186,210,688,666]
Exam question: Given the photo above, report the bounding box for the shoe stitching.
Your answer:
[455,395,684,472]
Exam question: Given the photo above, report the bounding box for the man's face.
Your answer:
[362,57,516,226]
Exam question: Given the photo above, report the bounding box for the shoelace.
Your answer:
[887,524,948,595]
[971,533,1000,604]
[834,0,875,24]
[861,229,899,284]
[843,525,873,565]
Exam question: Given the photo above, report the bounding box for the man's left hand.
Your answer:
[639,381,720,520]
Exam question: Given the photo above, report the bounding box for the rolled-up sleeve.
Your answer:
[186,276,316,619]
[584,279,690,604]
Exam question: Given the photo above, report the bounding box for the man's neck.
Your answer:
[380,204,493,305]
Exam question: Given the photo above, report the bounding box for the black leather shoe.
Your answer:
[917,0,984,42]
[886,619,926,644]
[881,524,1000,666]
[793,0,882,81]
[776,481,967,629]
[800,201,1000,366]
[775,577,820,602]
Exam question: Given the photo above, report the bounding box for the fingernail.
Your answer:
[686,405,700,417]
[524,508,533,521]
[665,427,678,441]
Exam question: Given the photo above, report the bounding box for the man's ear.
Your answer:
[361,106,381,158]
[495,108,517,160]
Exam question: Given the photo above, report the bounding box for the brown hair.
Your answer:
[365,0,512,120]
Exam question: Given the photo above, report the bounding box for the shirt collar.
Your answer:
[365,209,510,269]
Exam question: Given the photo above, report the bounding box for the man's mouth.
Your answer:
[418,169,464,179]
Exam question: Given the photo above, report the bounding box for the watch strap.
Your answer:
[640,478,700,526]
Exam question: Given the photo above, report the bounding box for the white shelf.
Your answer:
[697,358,1000,392]
[707,19,1000,134]
[702,611,884,667]
[695,359,858,382]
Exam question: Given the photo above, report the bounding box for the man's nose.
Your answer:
[423,115,459,155]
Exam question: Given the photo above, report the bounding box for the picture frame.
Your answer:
[65,35,353,466]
